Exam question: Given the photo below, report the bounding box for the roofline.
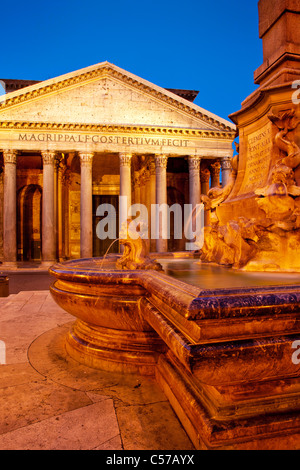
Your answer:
[0,61,236,131]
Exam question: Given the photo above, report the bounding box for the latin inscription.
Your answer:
[238,125,272,195]
[18,133,189,147]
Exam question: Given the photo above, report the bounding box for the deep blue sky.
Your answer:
[0,0,262,122]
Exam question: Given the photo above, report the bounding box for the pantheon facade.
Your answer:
[0,62,236,266]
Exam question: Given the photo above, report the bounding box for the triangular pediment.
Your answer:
[0,62,235,132]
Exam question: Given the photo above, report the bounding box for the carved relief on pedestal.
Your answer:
[254,109,300,225]
[199,109,300,271]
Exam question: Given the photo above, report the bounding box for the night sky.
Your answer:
[0,0,262,122]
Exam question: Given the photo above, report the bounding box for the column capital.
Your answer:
[188,155,201,171]
[155,154,168,169]
[41,150,56,165]
[221,157,232,170]
[210,160,221,176]
[3,149,17,165]
[200,168,210,183]
[148,158,156,176]
[79,152,94,167]
[119,153,132,167]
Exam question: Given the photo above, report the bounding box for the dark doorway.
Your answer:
[17,185,42,261]
[93,195,119,257]
[167,186,186,252]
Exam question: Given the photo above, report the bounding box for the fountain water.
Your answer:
[99,238,120,269]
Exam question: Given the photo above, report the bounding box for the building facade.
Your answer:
[0,62,236,266]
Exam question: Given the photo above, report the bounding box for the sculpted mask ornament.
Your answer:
[116,218,163,271]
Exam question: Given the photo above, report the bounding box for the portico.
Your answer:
[0,62,235,265]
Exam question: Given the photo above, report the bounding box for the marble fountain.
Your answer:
[49,233,300,450]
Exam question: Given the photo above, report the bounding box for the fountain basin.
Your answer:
[50,257,165,375]
[49,257,300,449]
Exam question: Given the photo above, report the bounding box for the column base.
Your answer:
[0,261,18,270]
[156,241,168,253]
[40,260,56,269]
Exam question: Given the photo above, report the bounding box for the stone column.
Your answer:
[57,159,65,260]
[79,152,94,259]
[200,168,210,195]
[149,158,156,252]
[3,150,17,266]
[200,167,211,226]
[41,151,56,264]
[119,153,132,230]
[140,170,146,207]
[155,154,168,253]
[53,156,59,257]
[188,156,201,238]
[63,166,71,259]
[210,161,221,188]
[144,168,151,251]
[221,157,232,187]
[134,172,141,206]
[188,156,201,209]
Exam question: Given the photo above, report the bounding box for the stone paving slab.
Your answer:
[0,399,122,450]
[0,290,194,450]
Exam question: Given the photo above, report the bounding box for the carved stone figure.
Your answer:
[116,219,163,271]
[269,110,300,169]
[202,146,239,212]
